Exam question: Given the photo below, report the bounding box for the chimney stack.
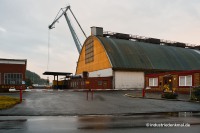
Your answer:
[91,26,103,36]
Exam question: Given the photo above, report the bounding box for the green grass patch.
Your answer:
[0,96,20,110]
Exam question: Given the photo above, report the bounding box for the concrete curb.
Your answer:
[124,93,197,103]
[68,88,142,92]
[0,110,199,117]
[8,88,143,93]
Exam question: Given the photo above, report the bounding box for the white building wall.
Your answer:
[114,71,144,89]
[88,68,113,77]
[0,60,26,65]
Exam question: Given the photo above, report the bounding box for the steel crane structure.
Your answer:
[49,6,87,54]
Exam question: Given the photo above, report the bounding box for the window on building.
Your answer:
[70,82,73,88]
[81,81,84,86]
[98,81,102,86]
[179,75,192,86]
[72,82,74,88]
[85,39,94,64]
[149,78,158,87]
[4,73,22,85]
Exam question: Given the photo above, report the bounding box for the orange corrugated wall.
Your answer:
[76,36,112,75]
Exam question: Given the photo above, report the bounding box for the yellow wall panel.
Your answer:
[76,36,112,74]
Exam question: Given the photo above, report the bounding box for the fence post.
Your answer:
[86,90,89,100]
[142,88,145,98]
[190,86,192,100]
[20,86,23,103]
[91,89,94,100]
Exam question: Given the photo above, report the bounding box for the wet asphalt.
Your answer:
[0,113,200,133]
[0,90,200,132]
[0,90,200,116]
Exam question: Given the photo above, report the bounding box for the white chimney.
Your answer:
[91,26,103,36]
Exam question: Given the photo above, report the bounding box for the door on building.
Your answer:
[163,75,173,91]
[103,80,108,89]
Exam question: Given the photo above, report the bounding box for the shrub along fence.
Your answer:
[191,86,200,101]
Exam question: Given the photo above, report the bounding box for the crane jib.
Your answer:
[48,6,86,54]
[64,13,82,53]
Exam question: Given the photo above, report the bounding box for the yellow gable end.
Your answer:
[76,36,112,75]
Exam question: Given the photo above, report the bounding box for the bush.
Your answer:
[191,87,200,101]
[161,92,178,99]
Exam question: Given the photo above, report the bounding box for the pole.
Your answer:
[57,75,58,89]
[87,90,88,100]
[142,88,145,98]
[91,89,94,100]
[20,86,23,102]
[190,86,192,100]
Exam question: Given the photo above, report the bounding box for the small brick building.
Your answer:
[65,77,113,89]
[145,70,200,94]
[0,58,27,92]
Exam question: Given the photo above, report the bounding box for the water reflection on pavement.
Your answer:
[0,112,200,133]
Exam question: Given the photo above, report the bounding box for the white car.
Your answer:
[9,87,17,92]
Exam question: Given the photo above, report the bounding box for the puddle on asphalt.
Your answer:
[156,111,200,117]
[1,112,199,131]
[76,111,200,129]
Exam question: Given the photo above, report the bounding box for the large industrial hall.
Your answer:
[44,5,200,94]
[68,27,200,93]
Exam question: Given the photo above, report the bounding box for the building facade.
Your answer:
[64,77,113,89]
[0,58,27,92]
[145,70,200,93]
[74,27,200,90]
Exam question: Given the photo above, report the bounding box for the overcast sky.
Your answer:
[0,0,200,81]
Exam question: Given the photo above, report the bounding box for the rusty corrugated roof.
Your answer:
[97,36,200,71]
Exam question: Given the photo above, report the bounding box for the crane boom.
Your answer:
[68,8,87,38]
[48,7,68,29]
[64,13,82,53]
[48,5,86,54]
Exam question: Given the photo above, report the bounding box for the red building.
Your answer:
[0,58,27,92]
[145,70,200,94]
[65,77,113,89]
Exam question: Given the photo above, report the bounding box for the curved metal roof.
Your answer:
[97,36,200,71]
